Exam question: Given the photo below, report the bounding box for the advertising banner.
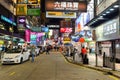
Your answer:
[45,0,87,12]
[60,28,72,33]
[27,9,40,16]
[25,29,30,42]
[96,17,120,41]
[16,4,27,16]
[46,11,76,18]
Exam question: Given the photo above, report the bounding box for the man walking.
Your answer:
[31,45,35,62]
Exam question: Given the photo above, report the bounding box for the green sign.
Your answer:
[30,34,36,41]
[31,27,41,32]
[27,9,40,16]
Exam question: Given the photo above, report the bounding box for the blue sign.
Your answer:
[41,27,49,32]
[1,15,16,26]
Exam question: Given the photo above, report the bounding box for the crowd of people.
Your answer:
[0,43,90,64]
[63,45,89,64]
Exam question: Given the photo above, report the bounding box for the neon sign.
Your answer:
[60,28,72,33]
[1,15,16,26]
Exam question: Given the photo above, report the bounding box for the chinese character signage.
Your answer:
[96,17,120,41]
[27,9,40,16]
[16,3,40,16]
[103,22,117,36]
[16,4,27,15]
[45,1,87,12]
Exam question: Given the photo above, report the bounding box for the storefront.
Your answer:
[96,16,120,70]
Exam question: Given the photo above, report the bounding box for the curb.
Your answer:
[64,56,120,79]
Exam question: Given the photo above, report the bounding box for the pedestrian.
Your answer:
[31,45,35,62]
[81,46,87,61]
[46,45,50,55]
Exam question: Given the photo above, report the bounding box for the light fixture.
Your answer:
[110,8,114,11]
[106,11,110,14]
[113,5,119,8]
[100,16,103,18]
[103,14,106,16]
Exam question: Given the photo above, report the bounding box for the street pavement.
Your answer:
[0,51,119,80]
[64,53,120,79]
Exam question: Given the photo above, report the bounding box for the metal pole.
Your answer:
[112,41,116,71]
[119,0,120,36]
[11,1,15,47]
[94,0,98,67]
[95,42,98,67]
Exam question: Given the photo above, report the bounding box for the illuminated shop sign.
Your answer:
[31,27,41,32]
[63,37,71,41]
[18,16,26,24]
[46,1,87,12]
[19,19,25,23]
[1,15,16,26]
[17,0,27,4]
[25,29,30,42]
[60,28,72,33]
[0,40,4,44]
[47,25,59,28]
[28,0,38,4]
[96,17,119,41]
[41,27,49,32]
[46,11,76,18]
[27,9,40,16]
[17,0,40,4]
[16,4,27,16]
[103,21,117,36]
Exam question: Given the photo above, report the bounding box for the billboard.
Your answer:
[16,4,40,16]
[41,27,49,32]
[25,29,30,42]
[46,11,76,18]
[60,28,72,33]
[27,9,40,16]
[45,0,87,12]
[47,25,59,29]
[16,4,27,16]
[30,32,37,41]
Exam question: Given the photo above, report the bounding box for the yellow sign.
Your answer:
[63,37,71,41]
[16,4,27,16]
[0,40,4,44]
[47,12,63,16]
[46,11,76,18]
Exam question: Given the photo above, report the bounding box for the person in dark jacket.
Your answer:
[46,45,50,55]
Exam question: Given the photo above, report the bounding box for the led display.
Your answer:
[60,28,72,33]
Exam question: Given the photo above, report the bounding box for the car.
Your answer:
[27,47,40,57]
[1,48,30,64]
[35,47,40,56]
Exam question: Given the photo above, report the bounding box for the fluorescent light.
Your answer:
[103,14,106,16]
[100,16,103,18]
[106,11,110,14]
[114,5,119,8]
[110,8,114,11]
